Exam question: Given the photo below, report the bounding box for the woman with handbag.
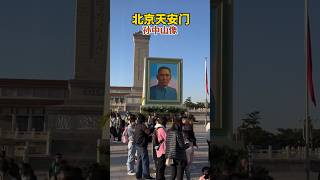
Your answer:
[154,116,167,180]
[165,117,187,180]
[126,116,137,176]
[182,117,198,180]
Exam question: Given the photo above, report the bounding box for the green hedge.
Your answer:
[141,106,186,115]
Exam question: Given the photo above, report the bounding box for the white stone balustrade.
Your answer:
[254,145,320,160]
[0,129,48,140]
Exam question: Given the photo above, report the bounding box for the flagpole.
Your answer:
[304,0,310,179]
[205,57,208,127]
[205,93,208,126]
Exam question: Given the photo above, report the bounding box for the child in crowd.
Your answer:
[199,166,210,180]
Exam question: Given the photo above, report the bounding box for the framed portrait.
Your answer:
[143,57,183,105]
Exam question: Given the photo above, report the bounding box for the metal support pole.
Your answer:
[97,139,101,163]
[304,0,310,179]
[248,145,253,177]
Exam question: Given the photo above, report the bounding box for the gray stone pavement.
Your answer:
[110,124,209,180]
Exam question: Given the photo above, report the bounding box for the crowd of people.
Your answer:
[0,150,37,180]
[48,153,108,180]
[110,111,272,180]
[0,151,107,180]
[111,111,211,180]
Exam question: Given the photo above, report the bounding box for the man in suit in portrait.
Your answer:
[150,66,177,100]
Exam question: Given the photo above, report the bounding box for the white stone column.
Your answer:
[23,141,29,163]
[268,145,272,159]
[286,146,290,159]
[27,108,32,131]
[43,110,48,132]
[11,108,16,131]
[15,128,19,138]
[46,131,51,155]
[97,139,101,163]
[31,128,35,138]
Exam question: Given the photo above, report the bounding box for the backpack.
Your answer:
[152,127,164,150]
[121,127,129,144]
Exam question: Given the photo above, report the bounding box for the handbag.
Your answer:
[185,143,190,149]
[121,127,129,144]
[165,158,174,166]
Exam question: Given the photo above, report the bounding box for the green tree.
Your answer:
[239,111,274,147]
[312,129,320,148]
[274,128,304,147]
[240,111,261,129]
[195,102,205,109]
[184,97,195,109]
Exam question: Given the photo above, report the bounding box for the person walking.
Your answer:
[126,116,137,176]
[110,112,117,141]
[150,113,159,172]
[154,116,167,180]
[133,114,155,180]
[166,117,187,180]
[48,153,63,180]
[182,117,198,180]
[115,113,123,142]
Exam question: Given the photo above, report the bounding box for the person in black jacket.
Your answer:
[115,113,124,142]
[133,113,155,180]
[166,117,187,180]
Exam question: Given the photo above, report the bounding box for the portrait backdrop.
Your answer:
[150,63,178,89]
[143,57,182,105]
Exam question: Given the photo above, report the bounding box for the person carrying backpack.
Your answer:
[151,114,160,171]
[153,116,167,180]
[126,116,136,176]
[133,113,155,180]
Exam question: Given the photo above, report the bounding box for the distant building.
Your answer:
[0,0,150,162]
[110,31,150,113]
[0,0,107,163]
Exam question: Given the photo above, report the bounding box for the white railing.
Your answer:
[0,129,50,160]
[110,102,126,106]
[0,128,49,140]
[253,146,320,160]
[14,144,47,158]
[188,108,210,112]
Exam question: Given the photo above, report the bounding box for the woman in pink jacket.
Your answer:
[154,116,167,180]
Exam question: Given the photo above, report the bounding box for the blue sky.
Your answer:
[234,0,320,131]
[0,1,75,80]
[110,0,210,103]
